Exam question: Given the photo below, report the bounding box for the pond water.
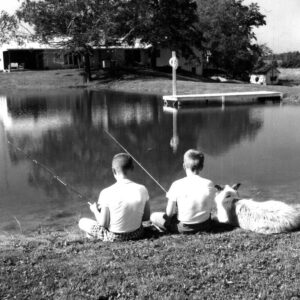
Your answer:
[1,90,300,233]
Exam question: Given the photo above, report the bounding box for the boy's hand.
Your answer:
[88,202,99,214]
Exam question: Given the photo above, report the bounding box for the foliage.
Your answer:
[266,52,300,68]
[119,0,203,64]
[196,0,266,78]
[17,0,123,80]
[17,0,123,47]
[16,0,204,74]
[252,44,274,69]
[0,11,20,45]
[258,44,273,57]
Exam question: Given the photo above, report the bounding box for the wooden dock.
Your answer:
[163,91,283,107]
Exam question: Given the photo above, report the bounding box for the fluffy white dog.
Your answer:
[214,183,300,234]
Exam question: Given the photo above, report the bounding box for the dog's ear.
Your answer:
[215,184,224,191]
[232,183,241,191]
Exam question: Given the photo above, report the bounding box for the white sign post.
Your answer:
[169,51,178,96]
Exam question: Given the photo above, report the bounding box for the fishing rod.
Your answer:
[7,130,167,204]
[104,130,167,194]
[7,140,93,205]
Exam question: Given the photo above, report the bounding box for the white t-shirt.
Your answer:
[167,175,214,224]
[98,179,149,233]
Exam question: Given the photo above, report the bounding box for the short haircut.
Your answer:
[112,153,134,174]
[183,149,204,172]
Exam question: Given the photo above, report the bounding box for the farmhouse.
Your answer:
[250,65,280,85]
[155,48,203,75]
[0,40,204,75]
[0,40,151,71]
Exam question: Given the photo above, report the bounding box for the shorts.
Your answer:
[166,215,212,234]
[90,224,144,242]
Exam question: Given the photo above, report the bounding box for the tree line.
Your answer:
[1,0,266,80]
[265,52,300,68]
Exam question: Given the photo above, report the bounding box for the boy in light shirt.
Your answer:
[79,153,150,241]
[150,149,214,234]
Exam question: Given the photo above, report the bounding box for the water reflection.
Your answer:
[1,90,300,233]
[0,97,11,193]
[169,109,179,153]
[164,106,263,156]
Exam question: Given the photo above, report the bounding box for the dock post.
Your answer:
[169,51,178,97]
[221,95,225,110]
[170,110,179,153]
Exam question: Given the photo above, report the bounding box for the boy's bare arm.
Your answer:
[89,202,110,227]
[166,198,176,217]
[142,200,151,221]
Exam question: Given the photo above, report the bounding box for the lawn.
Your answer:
[1,68,300,103]
[1,224,299,299]
[278,68,300,86]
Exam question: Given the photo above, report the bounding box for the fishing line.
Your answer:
[7,140,92,204]
[104,130,167,193]
[7,129,167,206]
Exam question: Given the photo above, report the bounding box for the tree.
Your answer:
[117,0,203,67]
[17,0,203,76]
[0,11,18,45]
[17,0,122,81]
[253,44,273,69]
[196,0,266,78]
[17,0,204,74]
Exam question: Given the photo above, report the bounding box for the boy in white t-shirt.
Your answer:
[79,153,150,241]
[150,149,214,234]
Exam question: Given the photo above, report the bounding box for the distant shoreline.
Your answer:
[0,68,300,104]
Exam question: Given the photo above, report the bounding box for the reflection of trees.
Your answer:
[7,91,263,206]
[7,96,47,120]
[175,107,263,156]
[8,125,116,202]
[108,106,263,193]
[27,164,71,202]
[7,91,163,202]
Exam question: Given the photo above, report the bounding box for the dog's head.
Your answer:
[214,183,241,207]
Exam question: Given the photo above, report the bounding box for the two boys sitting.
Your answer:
[79,149,214,241]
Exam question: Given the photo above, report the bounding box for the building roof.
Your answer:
[1,37,151,52]
[252,64,280,75]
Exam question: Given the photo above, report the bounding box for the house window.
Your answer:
[64,53,74,65]
[271,76,277,82]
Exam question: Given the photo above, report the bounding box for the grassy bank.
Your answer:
[1,68,300,299]
[1,225,299,299]
[1,68,300,103]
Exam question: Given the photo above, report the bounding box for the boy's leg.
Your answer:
[150,212,179,233]
[177,218,212,234]
[78,218,98,238]
[150,212,169,232]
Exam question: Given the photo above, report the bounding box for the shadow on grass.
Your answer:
[208,219,237,233]
[141,219,237,240]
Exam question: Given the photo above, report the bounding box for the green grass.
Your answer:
[1,225,299,299]
[1,68,300,103]
[278,68,300,84]
[0,69,88,89]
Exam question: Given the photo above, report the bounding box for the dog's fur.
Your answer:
[214,184,300,234]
